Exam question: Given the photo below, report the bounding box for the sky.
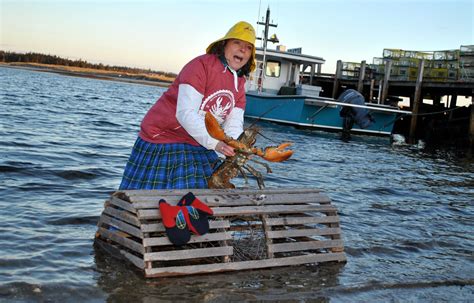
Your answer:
[1,0,473,75]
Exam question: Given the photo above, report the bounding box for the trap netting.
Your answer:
[228,216,268,261]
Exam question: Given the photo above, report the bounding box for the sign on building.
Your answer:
[288,47,302,54]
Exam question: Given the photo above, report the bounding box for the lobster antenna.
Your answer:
[246,105,285,144]
[247,104,280,129]
[255,129,275,142]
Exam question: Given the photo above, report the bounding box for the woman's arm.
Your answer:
[222,107,244,139]
[176,83,219,150]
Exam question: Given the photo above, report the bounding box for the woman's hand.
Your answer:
[215,141,235,157]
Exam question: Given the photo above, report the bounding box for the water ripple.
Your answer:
[1,66,473,302]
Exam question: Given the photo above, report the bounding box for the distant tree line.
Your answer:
[0,50,177,78]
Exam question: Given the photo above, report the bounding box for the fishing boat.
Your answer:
[245,8,411,136]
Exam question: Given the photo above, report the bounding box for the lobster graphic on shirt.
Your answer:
[200,89,235,124]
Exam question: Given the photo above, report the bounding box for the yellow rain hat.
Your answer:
[206,21,257,72]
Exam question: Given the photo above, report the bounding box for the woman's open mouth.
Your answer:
[233,55,243,63]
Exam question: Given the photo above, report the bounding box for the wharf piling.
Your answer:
[408,59,425,143]
[380,60,392,104]
[357,60,366,93]
[331,60,342,99]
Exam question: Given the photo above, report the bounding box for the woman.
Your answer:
[119,21,256,190]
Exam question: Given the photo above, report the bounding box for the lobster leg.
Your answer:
[243,164,265,189]
[237,166,250,186]
[249,158,272,174]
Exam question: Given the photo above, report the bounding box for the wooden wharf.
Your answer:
[305,60,473,148]
[313,69,473,104]
[94,188,346,278]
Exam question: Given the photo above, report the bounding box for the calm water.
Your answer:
[1,67,473,302]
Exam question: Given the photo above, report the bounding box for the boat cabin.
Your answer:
[246,46,326,97]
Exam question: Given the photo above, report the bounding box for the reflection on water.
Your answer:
[0,67,473,301]
[93,244,344,302]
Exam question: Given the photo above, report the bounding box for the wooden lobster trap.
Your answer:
[94,188,346,278]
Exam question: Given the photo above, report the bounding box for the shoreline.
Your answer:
[0,62,172,88]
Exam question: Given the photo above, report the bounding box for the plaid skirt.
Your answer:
[119,137,220,190]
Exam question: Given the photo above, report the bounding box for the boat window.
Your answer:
[265,61,281,77]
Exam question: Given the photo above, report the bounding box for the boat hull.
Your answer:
[245,93,400,136]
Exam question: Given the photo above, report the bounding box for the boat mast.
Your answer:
[257,6,277,93]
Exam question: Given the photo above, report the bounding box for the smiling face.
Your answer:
[223,39,253,71]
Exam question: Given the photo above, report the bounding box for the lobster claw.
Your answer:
[256,142,293,162]
[205,111,226,141]
[204,112,246,150]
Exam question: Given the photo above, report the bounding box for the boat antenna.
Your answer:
[256,0,262,36]
[256,6,277,94]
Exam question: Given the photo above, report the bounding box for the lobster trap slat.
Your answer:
[268,240,344,254]
[266,227,341,239]
[143,232,232,247]
[94,236,146,269]
[140,220,230,233]
[119,188,324,201]
[102,205,140,226]
[129,192,331,208]
[108,195,137,213]
[97,227,144,254]
[144,253,346,278]
[144,246,234,262]
[264,216,340,226]
[98,214,143,238]
[137,204,337,220]
[94,188,346,278]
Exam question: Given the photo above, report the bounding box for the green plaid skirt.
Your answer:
[119,137,220,190]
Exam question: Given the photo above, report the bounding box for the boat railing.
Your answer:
[304,98,412,114]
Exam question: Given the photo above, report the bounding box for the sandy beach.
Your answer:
[0,62,173,87]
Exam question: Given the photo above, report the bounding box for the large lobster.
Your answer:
[205,112,293,189]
